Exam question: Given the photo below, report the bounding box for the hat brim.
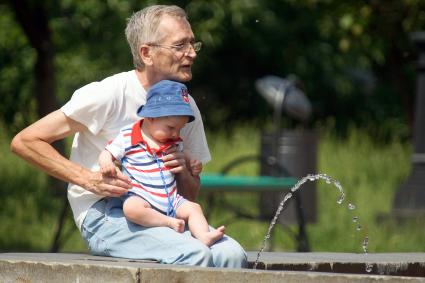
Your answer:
[138,107,195,122]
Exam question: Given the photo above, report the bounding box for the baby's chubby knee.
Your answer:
[184,201,203,212]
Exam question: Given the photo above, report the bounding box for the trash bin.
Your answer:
[259,129,318,225]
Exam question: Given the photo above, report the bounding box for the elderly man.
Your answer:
[11,4,247,268]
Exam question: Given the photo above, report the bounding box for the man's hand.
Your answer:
[10,110,132,198]
[162,145,201,201]
[189,159,202,176]
[86,169,132,197]
[162,145,188,174]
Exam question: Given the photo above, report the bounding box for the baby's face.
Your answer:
[149,116,189,143]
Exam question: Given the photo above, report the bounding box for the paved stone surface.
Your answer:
[1,252,424,282]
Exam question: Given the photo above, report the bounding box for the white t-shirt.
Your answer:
[61,70,211,230]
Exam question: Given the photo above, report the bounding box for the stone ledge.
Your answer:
[250,251,425,276]
[1,252,424,283]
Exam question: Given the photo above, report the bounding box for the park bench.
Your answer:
[199,157,311,252]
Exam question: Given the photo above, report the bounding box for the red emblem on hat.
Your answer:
[181,88,190,103]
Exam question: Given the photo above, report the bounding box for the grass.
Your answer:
[1,124,424,253]
[0,127,86,252]
[309,127,418,253]
[202,125,424,253]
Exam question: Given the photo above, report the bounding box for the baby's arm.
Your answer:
[98,149,117,176]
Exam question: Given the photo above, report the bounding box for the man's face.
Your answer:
[149,16,197,83]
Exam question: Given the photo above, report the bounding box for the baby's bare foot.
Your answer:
[168,218,185,233]
[198,226,225,247]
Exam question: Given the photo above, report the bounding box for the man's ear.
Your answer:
[139,45,154,66]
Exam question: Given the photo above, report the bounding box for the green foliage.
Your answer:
[1,0,425,138]
[52,0,137,104]
[0,126,86,252]
[0,4,37,133]
[185,0,424,138]
[204,124,260,175]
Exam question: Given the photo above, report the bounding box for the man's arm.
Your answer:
[175,169,201,201]
[10,110,131,196]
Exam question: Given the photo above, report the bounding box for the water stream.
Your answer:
[253,173,372,273]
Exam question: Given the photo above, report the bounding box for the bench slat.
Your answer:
[200,173,297,192]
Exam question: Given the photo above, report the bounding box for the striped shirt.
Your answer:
[106,119,185,215]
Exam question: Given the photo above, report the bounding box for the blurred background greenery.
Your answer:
[1,0,424,253]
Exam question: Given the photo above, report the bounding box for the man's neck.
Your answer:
[135,69,161,90]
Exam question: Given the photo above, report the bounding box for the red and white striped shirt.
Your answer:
[106,119,185,215]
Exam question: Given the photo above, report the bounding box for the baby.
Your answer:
[99,80,224,246]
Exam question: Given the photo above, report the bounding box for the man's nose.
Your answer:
[184,45,197,58]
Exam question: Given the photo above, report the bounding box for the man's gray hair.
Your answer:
[125,5,188,70]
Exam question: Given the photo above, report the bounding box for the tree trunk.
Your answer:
[10,0,68,252]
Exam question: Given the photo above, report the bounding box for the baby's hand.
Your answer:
[100,162,117,176]
[190,159,202,176]
[99,150,117,176]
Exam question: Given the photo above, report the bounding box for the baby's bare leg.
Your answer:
[123,196,185,232]
[177,201,225,246]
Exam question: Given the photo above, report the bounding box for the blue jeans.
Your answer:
[81,197,247,268]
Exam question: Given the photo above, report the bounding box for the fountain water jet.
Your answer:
[253,173,371,273]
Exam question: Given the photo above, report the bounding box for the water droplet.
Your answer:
[336,194,345,204]
[348,203,356,210]
[284,193,292,202]
[365,263,373,273]
[308,177,315,181]
[352,216,358,222]
[255,19,260,23]
[362,236,369,253]
[356,225,362,231]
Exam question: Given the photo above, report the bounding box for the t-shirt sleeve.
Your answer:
[104,131,126,161]
[181,96,211,164]
[61,81,115,135]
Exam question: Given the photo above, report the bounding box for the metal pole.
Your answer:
[392,31,425,217]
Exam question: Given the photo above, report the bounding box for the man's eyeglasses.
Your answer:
[148,41,202,53]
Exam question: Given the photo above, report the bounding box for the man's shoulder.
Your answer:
[101,70,135,82]
[98,70,136,88]
[74,70,136,98]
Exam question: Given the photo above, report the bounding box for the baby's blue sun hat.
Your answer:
[137,80,195,122]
